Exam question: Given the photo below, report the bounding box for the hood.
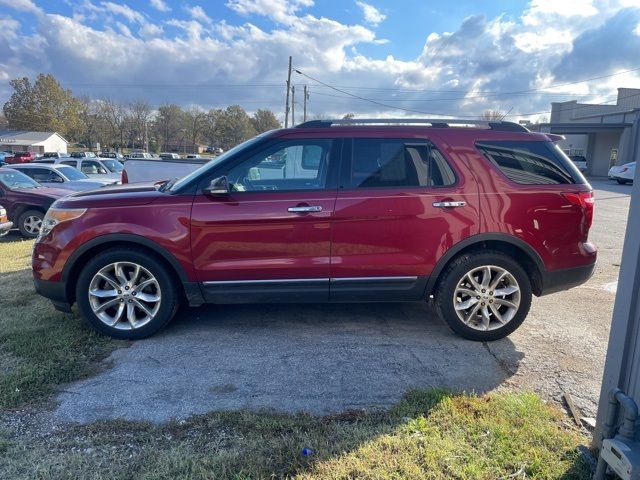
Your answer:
[29,186,72,199]
[56,182,163,209]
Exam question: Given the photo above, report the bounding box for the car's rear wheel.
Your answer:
[18,209,44,238]
[435,251,532,341]
[75,249,179,339]
[617,179,630,184]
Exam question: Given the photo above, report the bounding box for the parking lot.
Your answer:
[45,178,629,424]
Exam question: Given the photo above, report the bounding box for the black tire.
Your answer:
[18,209,44,238]
[617,179,630,185]
[75,248,179,339]
[434,250,532,341]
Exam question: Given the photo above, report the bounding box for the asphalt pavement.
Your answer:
[53,178,630,423]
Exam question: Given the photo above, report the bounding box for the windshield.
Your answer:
[168,134,268,192]
[57,166,88,180]
[0,170,41,189]
[101,160,124,172]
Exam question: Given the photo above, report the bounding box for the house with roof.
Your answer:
[0,130,68,155]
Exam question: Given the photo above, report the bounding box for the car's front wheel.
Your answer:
[18,209,44,238]
[75,249,179,339]
[435,251,532,341]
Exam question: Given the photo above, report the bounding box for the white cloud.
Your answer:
[101,2,145,24]
[186,5,213,25]
[355,1,386,26]
[149,0,170,12]
[0,0,42,14]
[226,0,314,24]
[139,23,163,38]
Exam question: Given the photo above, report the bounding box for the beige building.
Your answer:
[534,88,640,176]
[0,130,68,155]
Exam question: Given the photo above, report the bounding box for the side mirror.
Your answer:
[203,176,229,196]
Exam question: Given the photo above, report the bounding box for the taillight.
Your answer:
[121,169,128,183]
[563,191,594,229]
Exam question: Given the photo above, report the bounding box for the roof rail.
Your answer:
[294,118,530,133]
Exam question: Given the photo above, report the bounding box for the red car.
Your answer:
[0,168,68,237]
[33,119,596,341]
[5,151,36,164]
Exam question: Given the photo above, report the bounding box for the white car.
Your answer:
[608,162,636,184]
[55,158,122,183]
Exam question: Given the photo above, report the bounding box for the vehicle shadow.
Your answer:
[589,177,634,197]
[54,299,524,423]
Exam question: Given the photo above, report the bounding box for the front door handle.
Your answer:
[432,201,467,208]
[288,205,323,213]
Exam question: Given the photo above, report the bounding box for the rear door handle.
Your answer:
[432,201,467,208]
[288,205,323,213]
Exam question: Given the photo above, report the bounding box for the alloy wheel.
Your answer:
[88,261,161,330]
[23,215,42,235]
[452,265,521,331]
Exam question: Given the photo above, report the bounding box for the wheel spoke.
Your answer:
[465,273,482,291]
[114,263,127,286]
[464,302,482,324]
[126,302,137,328]
[480,266,492,288]
[130,264,141,284]
[480,306,491,330]
[489,304,505,325]
[494,285,519,296]
[135,292,160,303]
[89,288,118,299]
[94,298,121,313]
[133,278,156,293]
[97,272,120,290]
[489,270,508,290]
[455,297,479,311]
[106,303,126,326]
[493,298,518,309]
[133,299,153,318]
[456,287,477,298]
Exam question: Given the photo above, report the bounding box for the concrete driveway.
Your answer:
[54,179,629,424]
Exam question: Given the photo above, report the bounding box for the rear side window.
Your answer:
[476,141,585,185]
[349,139,456,188]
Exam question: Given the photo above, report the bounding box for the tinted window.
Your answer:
[350,139,456,188]
[0,170,40,189]
[25,168,60,183]
[477,141,585,185]
[101,160,123,172]
[226,140,333,192]
[60,160,77,167]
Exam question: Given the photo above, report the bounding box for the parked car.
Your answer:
[127,152,156,159]
[0,151,13,166]
[0,205,12,237]
[0,167,69,238]
[9,164,116,191]
[33,118,596,341]
[56,158,122,183]
[159,152,182,160]
[608,162,635,184]
[185,154,202,159]
[4,151,36,164]
[43,152,71,160]
[121,156,207,183]
[99,151,124,160]
[568,155,587,172]
[70,151,98,159]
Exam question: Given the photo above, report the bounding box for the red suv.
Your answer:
[5,151,36,164]
[32,119,596,341]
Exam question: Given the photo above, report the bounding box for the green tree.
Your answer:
[153,104,185,151]
[213,105,256,150]
[3,74,83,138]
[251,109,281,134]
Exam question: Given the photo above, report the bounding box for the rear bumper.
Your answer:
[0,221,13,233]
[33,276,72,313]
[539,262,596,296]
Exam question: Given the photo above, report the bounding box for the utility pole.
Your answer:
[284,56,292,128]
[291,85,295,126]
[303,85,309,122]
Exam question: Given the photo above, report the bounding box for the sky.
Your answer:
[0,0,639,122]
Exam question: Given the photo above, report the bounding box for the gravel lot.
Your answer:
[47,179,630,423]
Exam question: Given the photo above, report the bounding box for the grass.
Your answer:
[0,390,591,479]
[0,235,124,409]
[0,237,593,478]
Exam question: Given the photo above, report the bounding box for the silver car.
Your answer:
[55,158,122,183]
[9,164,115,191]
[608,162,636,184]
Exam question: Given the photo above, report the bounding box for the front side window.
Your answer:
[476,141,585,185]
[101,160,123,172]
[28,168,61,183]
[349,139,456,189]
[226,139,333,192]
[57,166,87,180]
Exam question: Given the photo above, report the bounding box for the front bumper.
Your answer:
[33,275,72,313]
[0,221,13,233]
[539,262,596,296]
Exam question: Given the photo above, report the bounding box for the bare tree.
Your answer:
[481,110,505,121]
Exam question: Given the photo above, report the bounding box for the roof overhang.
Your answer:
[533,122,632,135]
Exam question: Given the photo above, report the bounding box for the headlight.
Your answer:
[39,208,87,238]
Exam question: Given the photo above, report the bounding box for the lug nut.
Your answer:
[117,290,122,294]
[489,291,493,295]
[120,298,124,302]
[476,296,480,299]
[489,300,493,303]
[481,289,486,293]
[128,299,132,303]
[132,292,136,296]
[125,286,130,291]
[481,302,485,306]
